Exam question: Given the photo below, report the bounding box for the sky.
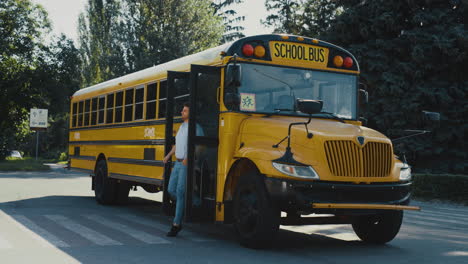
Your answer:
[32,0,272,45]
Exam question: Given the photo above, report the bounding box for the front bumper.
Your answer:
[264,177,414,213]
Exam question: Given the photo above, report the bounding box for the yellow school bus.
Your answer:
[69,34,418,248]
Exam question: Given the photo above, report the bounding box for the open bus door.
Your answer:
[185,65,221,222]
[163,71,190,215]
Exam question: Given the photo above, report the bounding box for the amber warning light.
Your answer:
[333,55,353,69]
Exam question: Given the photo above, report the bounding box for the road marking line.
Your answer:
[0,210,59,248]
[118,214,214,242]
[44,214,122,246]
[11,215,70,248]
[83,214,170,244]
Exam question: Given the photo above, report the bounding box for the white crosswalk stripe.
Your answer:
[0,234,13,249]
[118,214,214,242]
[44,214,122,246]
[83,214,170,244]
[11,215,70,248]
[0,210,63,248]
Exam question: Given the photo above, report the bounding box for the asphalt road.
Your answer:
[0,168,467,264]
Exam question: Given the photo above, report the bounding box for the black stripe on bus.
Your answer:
[108,157,165,167]
[69,140,165,146]
[69,118,183,131]
[109,173,163,185]
[70,155,96,161]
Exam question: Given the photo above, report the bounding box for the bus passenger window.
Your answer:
[174,78,189,115]
[146,83,157,120]
[159,81,167,119]
[78,101,84,127]
[106,93,114,124]
[115,91,124,123]
[91,97,97,125]
[124,88,134,122]
[98,96,105,124]
[72,102,77,128]
[135,87,144,120]
[84,99,90,126]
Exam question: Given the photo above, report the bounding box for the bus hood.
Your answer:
[237,116,392,165]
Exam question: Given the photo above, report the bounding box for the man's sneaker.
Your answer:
[166,224,182,237]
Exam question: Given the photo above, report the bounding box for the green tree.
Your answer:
[263,0,340,37]
[263,0,303,34]
[78,0,125,86]
[212,0,245,43]
[0,0,51,159]
[78,0,224,84]
[323,0,468,173]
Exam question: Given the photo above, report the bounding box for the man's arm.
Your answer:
[163,145,176,164]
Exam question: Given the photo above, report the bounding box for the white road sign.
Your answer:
[30,109,48,128]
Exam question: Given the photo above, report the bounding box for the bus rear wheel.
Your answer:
[352,210,403,244]
[94,160,117,205]
[233,171,280,249]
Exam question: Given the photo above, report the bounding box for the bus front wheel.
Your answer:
[233,171,280,248]
[352,210,403,244]
[94,160,117,205]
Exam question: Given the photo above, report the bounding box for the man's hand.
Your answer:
[163,155,170,164]
[183,159,187,166]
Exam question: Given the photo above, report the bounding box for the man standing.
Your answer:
[163,102,203,237]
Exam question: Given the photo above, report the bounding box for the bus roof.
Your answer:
[72,34,359,100]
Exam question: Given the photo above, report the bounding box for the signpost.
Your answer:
[30,109,48,160]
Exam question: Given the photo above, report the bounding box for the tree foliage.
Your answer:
[212,0,245,43]
[0,0,81,160]
[78,0,224,86]
[263,0,468,173]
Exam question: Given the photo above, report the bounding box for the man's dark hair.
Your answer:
[183,102,190,108]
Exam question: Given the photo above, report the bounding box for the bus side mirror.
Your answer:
[224,92,240,109]
[297,99,323,115]
[359,89,368,106]
[226,64,242,87]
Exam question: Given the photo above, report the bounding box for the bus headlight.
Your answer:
[272,162,319,179]
[399,164,412,181]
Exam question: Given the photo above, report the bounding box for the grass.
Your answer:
[412,173,468,205]
[0,157,50,171]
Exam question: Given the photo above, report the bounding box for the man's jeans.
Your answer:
[167,161,187,225]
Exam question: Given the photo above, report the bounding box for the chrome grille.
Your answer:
[324,141,392,177]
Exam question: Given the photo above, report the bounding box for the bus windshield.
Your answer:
[227,63,357,120]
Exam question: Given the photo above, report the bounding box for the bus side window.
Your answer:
[91,97,98,125]
[106,93,115,124]
[146,83,157,120]
[124,88,134,122]
[115,91,124,123]
[72,102,77,128]
[135,87,144,120]
[159,81,167,119]
[98,96,105,124]
[78,101,84,127]
[174,78,189,115]
[84,99,90,127]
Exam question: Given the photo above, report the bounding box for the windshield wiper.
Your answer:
[314,111,345,123]
[263,108,294,117]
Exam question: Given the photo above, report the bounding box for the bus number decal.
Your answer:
[144,127,155,138]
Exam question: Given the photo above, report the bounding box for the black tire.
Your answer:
[352,210,403,244]
[94,160,117,205]
[233,171,280,249]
